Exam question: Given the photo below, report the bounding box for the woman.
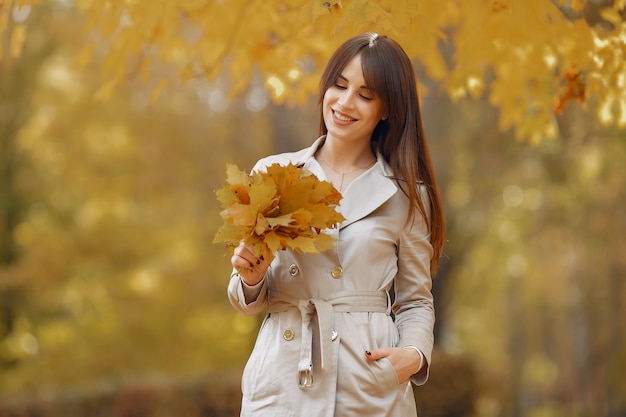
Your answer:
[227,32,445,417]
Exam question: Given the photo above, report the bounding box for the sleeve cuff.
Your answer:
[403,345,425,372]
[235,271,266,304]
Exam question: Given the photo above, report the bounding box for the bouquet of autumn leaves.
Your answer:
[213,162,346,264]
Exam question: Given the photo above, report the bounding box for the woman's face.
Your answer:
[322,54,386,146]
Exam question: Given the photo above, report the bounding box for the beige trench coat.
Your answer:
[227,136,435,417]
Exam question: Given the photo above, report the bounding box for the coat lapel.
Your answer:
[336,160,397,229]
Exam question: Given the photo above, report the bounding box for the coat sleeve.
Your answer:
[227,270,269,316]
[393,188,435,386]
[225,149,310,315]
[225,157,272,316]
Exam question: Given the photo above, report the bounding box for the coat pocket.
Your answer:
[241,315,282,400]
[338,313,400,396]
[241,312,300,402]
[357,321,400,394]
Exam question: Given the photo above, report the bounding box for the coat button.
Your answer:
[288,264,299,277]
[283,329,295,341]
[330,266,343,279]
[331,330,338,341]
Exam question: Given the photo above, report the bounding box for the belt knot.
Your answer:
[268,290,388,389]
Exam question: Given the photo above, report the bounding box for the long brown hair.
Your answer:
[318,33,445,275]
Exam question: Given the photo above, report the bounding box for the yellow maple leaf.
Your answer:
[213,162,345,263]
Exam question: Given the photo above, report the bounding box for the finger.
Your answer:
[233,245,255,265]
[236,241,256,257]
[231,252,254,270]
[364,347,393,361]
[234,244,261,266]
[233,243,250,259]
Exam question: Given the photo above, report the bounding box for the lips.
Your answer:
[332,109,356,122]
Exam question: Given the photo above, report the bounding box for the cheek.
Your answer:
[322,91,333,117]
[322,89,333,107]
[374,102,386,120]
[365,107,384,126]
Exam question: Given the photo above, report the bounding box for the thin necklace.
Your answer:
[319,156,375,192]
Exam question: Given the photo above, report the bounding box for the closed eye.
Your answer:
[333,78,374,101]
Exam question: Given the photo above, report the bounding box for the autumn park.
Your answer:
[0,0,625,416]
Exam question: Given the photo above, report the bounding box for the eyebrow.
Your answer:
[338,74,373,91]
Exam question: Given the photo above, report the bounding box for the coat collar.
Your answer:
[295,136,398,229]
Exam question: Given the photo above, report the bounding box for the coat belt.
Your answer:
[267,290,390,388]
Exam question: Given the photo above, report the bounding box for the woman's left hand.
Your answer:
[365,347,422,384]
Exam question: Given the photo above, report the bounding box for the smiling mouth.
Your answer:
[333,110,356,122]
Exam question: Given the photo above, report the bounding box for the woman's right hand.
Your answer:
[230,241,270,286]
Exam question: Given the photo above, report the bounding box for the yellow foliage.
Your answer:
[213,163,345,263]
[4,0,624,141]
[0,0,38,60]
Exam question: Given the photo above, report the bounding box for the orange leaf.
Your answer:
[213,162,345,263]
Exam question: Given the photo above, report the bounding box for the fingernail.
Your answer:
[365,351,371,356]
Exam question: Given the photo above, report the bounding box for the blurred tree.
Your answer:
[0,2,625,417]
[0,0,318,394]
[0,0,55,371]
[436,96,626,416]
[45,0,626,142]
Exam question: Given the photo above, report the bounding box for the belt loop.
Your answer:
[385,290,392,315]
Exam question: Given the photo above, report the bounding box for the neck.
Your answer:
[315,137,377,192]
[316,137,376,172]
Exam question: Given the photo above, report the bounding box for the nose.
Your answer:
[337,89,357,109]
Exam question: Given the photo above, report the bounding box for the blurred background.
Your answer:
[0,1,625,417]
